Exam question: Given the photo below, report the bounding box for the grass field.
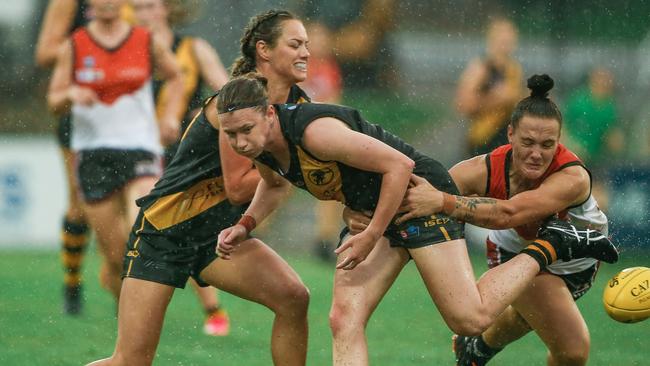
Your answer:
[0,248,648,365]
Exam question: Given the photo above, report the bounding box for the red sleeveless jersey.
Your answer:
[72,26,152,105]
[485,143,584,239]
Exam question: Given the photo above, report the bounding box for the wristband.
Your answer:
[237,214,257,234]
[442,193,456,215]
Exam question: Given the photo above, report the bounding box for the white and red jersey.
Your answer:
[485,144,607,274]
[70,26,161,153]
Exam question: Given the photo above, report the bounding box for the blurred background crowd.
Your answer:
[1,0,649,251]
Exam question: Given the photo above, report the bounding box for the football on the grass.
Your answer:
[603,267,650,323]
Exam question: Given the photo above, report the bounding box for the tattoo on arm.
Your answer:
[454,196,498,224]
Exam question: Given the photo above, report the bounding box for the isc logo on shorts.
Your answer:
[126,250,139,258]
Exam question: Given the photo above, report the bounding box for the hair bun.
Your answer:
[527,74,554,98]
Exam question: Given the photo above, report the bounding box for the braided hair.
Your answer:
[231,10,297,77]
[510,74,563,129]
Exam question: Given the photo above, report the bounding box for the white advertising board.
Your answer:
[0,136,66,248]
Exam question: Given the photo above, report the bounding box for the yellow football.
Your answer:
[603,267,650,323]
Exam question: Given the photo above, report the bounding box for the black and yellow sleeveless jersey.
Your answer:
[255,103,453,213]
[133,86,310,245]
[153,35,205,134]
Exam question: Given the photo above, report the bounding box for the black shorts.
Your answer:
[340,156,465,249]
[487,240,599,300]
[76,149,161,202]
[57,114,72,149]
[122,205,244,288]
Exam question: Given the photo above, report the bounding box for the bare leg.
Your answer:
[482,305,532,348]
[330,237,409,366]
[316,200,343,241]
[84,196,128,299]
[86,278,175,366]
[189,280,228,336]
[123,177,158,225]
[189,279,220,310]
[60,148,89,314]
[512,274,590,366]
[410,239,540,335]
[62,148,86,221]
[199,238,309,366]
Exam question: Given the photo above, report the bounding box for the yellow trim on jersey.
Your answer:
[156,37,201,122]
[181,94,218,141]
[143,176,227,230]
[295,146,345,203]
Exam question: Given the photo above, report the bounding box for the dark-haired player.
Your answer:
[397,74,612,366]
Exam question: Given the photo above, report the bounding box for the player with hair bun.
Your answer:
[396,74,615,366]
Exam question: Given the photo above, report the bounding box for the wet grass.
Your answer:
[0,249,647,365]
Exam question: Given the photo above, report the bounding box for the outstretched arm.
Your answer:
[398,163,590,229]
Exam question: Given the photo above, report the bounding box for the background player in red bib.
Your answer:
[397,74,611,366]
[35,0,131,315]
[47,0,184,302]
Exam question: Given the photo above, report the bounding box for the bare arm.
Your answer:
[216,162,291,259]
[395,155,487,224]
[303,117,414,268]
[35,0,77,68]
[305,118,414,238]
[193,38,229,91]
[152,34,185,145]
[217,118,261,205]
[480,62,522,112]
[455,59,522,117]
[47,40,99,114]
[455,59,486,117]
[443,166,590,229]
[242,163,292,224]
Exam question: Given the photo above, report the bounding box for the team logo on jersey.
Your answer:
[307,168,334,186]
[76,56,105,83]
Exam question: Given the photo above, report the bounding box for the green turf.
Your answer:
[0,249,648,365]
